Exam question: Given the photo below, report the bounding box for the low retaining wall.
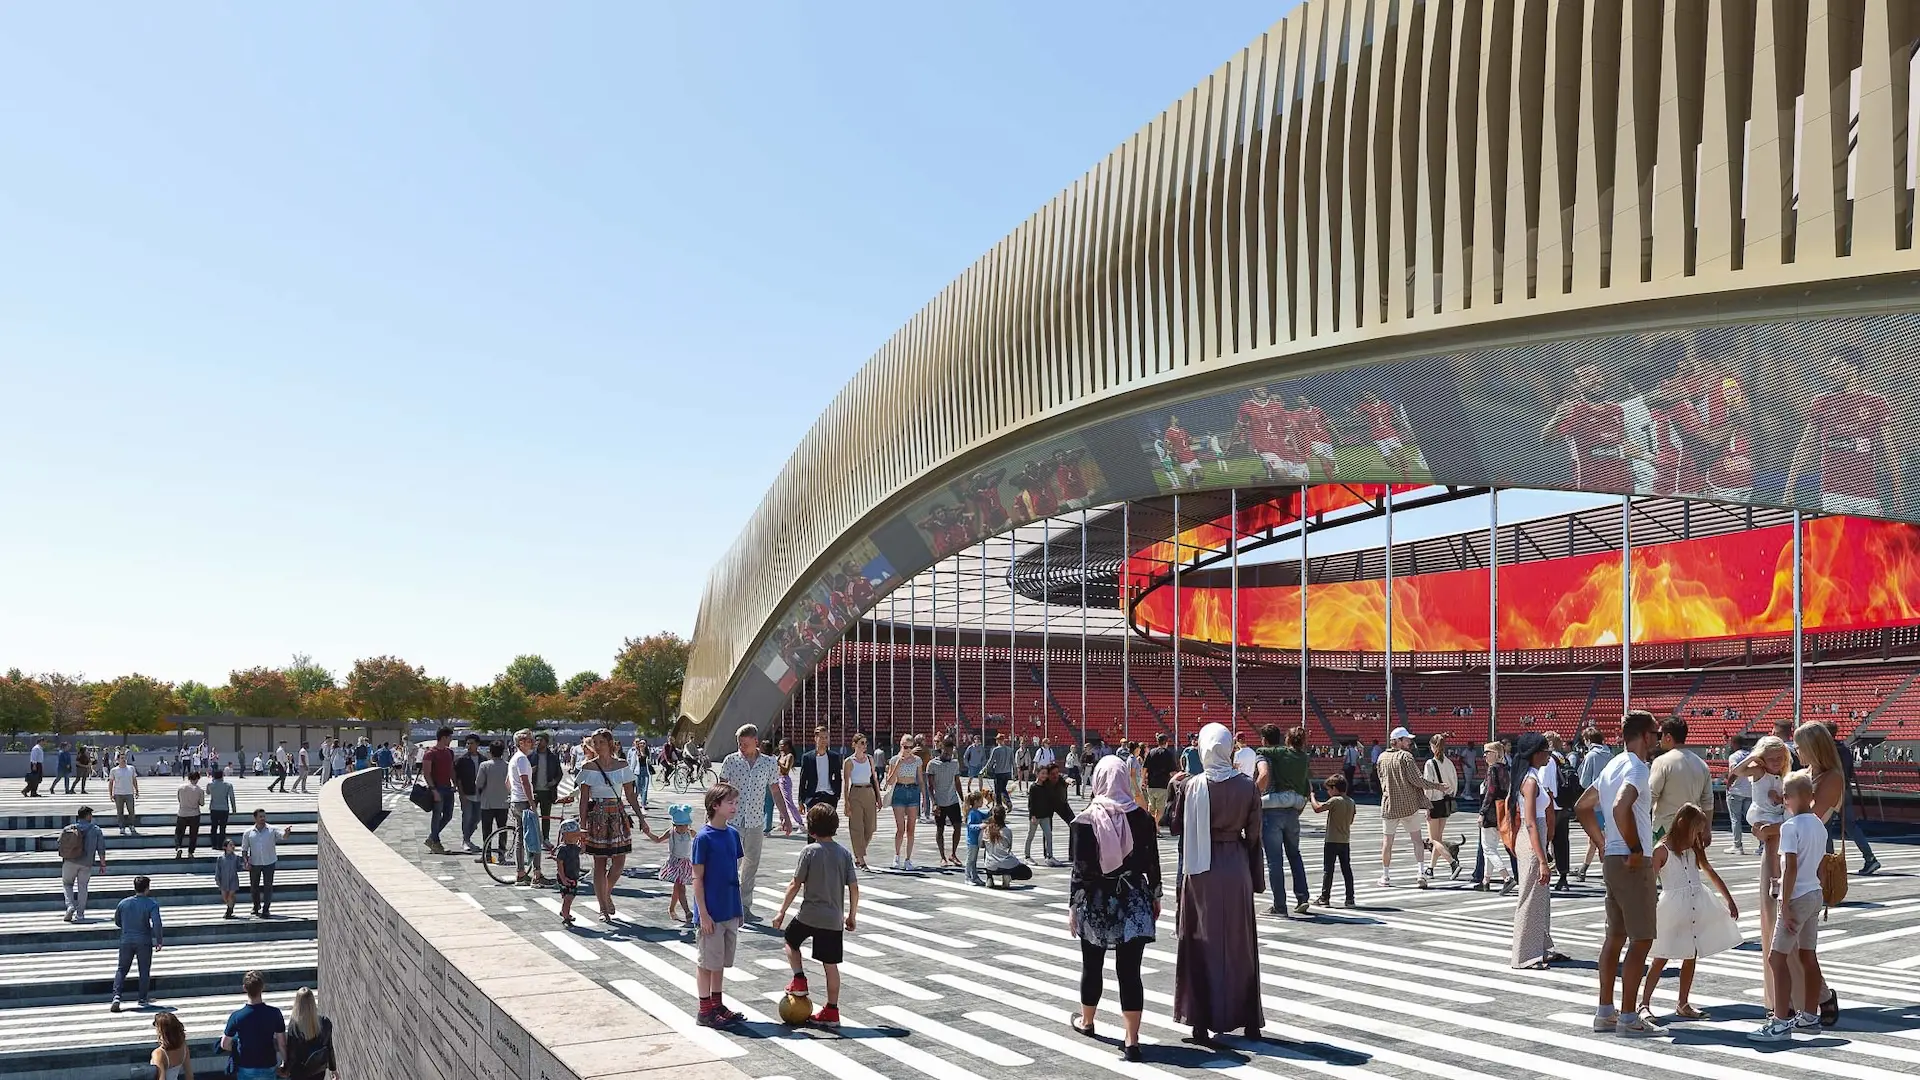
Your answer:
[318,769,747,1080]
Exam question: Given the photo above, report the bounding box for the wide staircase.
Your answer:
[0,777,319,1079]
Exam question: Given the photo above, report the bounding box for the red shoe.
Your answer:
[784,975,809,995]
[811,1005,841,1027]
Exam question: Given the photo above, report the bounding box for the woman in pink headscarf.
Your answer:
[1067,756,1161,1062]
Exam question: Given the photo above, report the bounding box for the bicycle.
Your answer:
[383,767,411,795]
[482,810,561,886]
[667,757,715,793]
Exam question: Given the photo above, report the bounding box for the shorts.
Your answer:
[783,918,845,964]
[1601,855,1658,941]
[934,803,962,829]
[1771,891,1823,952]
[1145,787,1168,819]
[891,783,921,809]
[1310,441,1334,460]
[1375,437,1404,455]
[698,915,742,971]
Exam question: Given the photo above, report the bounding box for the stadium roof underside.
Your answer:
[691,0,1920,752]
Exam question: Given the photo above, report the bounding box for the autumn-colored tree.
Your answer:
[529,692,578,725]
[504,655,559,697]
[574,674,645,729]
[611,633,689,730]
[0,669,52,745]
[39,672,92,736]
[176,680,223,716]
[471,675,530,729]
[346,656,430,723]
[299,687,351,721]
[562,670,603,697]
[283,653,337,696]
[223,667,301,718]
[89,674,178,736]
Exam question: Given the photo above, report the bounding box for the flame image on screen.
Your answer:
[1133,517,1920,651]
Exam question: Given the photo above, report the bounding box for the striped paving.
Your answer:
[377,780,1920,1079]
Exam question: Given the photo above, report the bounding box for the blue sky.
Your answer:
[8,2,1376,687]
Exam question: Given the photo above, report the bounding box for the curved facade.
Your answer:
[689,0,1920,739]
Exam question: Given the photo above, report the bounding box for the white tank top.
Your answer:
[849,757,873,786]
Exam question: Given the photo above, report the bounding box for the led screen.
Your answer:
[1131,516,1920,651]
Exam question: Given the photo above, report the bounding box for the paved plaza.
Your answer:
[377,780,1920,1079]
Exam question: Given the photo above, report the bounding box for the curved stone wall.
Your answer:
[317,769,746,1080]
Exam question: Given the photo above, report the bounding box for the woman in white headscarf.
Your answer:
[1068,756,1162,1062]
[1170,722,1265,1042]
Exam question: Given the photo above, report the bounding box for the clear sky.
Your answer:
[3,1,1365,688]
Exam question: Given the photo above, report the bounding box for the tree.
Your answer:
[0,669,52,746]
[471,675,530,729]
[346,656,430,723]
[39,672,92,736]
[504,654,559,697]
[223,667,301,718]
[299,687,350,721]
[562,670,603,697]
[89,674,177,736]
[529,692,578,725]
[284,653,337,696]
[612,633,689,730]
[575,675,644,728]
[176,680,223,716]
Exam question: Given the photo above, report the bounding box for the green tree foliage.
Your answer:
[612,633,689,730]
[504,654,559,697]
[39,672,92,736]
[346,656,430,723]
[574,674,644,728]
[0,669,53,742]
[223,667,301,718]
[562,670,603,697]
[89,674,178,735]
[283,653,337,696]
[176,680,223,716]
[471,674,530,729]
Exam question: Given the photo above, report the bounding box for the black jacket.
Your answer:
[531,749,563,795]
[799,749,842,804]
[454,752,481,798]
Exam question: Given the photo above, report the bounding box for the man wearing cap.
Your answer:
[1377,727,1452,889]
[720,723,791,920]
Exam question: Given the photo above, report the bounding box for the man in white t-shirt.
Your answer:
[23,740,46,796]
[292,744,310,793]
[507,729,544,885]
[1575,709,1665,1037]
[1032,738,1055,772]
[110,756,141,835]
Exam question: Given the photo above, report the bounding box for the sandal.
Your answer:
[1674,1004,1708,1020]
[1069,1015,1096,1038]
[1544,951,1571,964]
[1819,988,1839,1028]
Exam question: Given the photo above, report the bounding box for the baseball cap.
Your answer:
[1390,726,1413,742]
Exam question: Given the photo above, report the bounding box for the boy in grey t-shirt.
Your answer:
[925,742,964,866]
[772,803,859,1028]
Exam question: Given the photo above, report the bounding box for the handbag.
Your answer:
[1433,795,1458,818]
[408,782,436,813]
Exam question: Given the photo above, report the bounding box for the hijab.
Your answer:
[1181,723,1240,877]
[1082,756,1139,875]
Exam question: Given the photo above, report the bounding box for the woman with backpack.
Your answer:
[1545,731,1579,890]
[283,986,337,1080]
[1472,741,1515,894]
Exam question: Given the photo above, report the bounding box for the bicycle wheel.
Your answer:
[670,767,689,794]
[482,826,522,885]
[385,770,409,794]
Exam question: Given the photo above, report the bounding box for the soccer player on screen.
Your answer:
[1786,347,1899,515]
[1545,364,1637,494]
[1291,396,1339,480]
[1016,460,1060,518]
[1353,391,1426,481]
[1234,386,1294,481]
[1053,448,1091,506]
[967,470,1010,532]
[1163,417,1203,488]
[1667,349,1756,498]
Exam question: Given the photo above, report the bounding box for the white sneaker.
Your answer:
[1617,1011,1668,1037]
[1748,1018,1795,1042]
[1376,875,1392,888]
[1792,1012,1820,1030]
[1591,1011,1619,1032]
[903,860,916,872]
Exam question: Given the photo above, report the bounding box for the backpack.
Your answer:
[58,825,86,862]
[286,1017,332,1077]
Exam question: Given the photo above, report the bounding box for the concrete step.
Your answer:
[0,900,318,953]
[0,940,316,1008]
[0,809,320,832]
[0,869,318,912]
[0,990,302,1080]
[0,846,317,879]
[0,823,318,852]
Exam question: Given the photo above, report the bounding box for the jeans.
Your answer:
[114,795,138,832]
[267,768,286,792]
[1551,807,1572,879]
[992,774,1012,812]
[237,1067,280,1080]
[513,804,542,876]
[1025,816,1055,861]
[249,865,276,913]
[112,942,152,1000]
[62,862,92,917]
[460,797,481,846]
[1321,842,1354,902]
[636,765,650,807]
[1836,799,1878,866]
[1261,807,1309,905]
[57,768,74,794]
[965,841,981,882]
[536,791,558,845]
[1726,794,1751,844]
[1079,937,1147,1012]
[428,786,455,844]
[209,811,230,849]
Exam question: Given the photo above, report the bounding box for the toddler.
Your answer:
[961,790,993,885]
[554,819,584,927]
[653,805,697,926]
[1636,804,1739,1022]
[772,803,860,1027]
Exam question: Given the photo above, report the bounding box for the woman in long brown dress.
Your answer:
[1172,722,1265,1042]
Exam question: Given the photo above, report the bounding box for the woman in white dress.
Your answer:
[1634,803,1740,1022]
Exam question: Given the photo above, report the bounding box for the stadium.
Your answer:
[687,1,1920,818]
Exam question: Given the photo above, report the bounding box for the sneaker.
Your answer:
[1792,1012,1821,1030]
[1747,1018,1795,1042]
[1342,899,1356,908]
[137,998,150,1008]
[1860,859,1882,877]
[1591,1010,1618,1033]
[1573,866,1588,882]
[110,998,121,1013]
[1499,880,1518,897]
[463,843,480,854]
[785,975,809,995]
[1416,876,1429,890]
[61,912,73,924]
[903,860,916,872]
[711,1005,745,1027]
[426,840,445,854]
[811,1004,841,1027]
[1293,900,1311,915]
[1376,875,1392,888]
[1617,1012,1668,1037]
[694,1005,721,1028]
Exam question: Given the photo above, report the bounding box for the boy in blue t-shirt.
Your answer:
[962,789,992,885]
[691,782,745,1028]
